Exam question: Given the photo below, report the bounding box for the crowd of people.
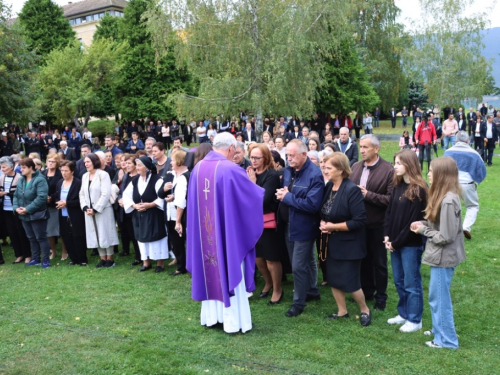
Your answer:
[0,110,488,349]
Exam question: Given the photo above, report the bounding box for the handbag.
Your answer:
[30,209,48,221]
[263,212,277,229]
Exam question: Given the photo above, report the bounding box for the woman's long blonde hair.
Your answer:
[424,157,461,222]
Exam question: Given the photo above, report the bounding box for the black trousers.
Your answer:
[185,134,192,146]
[484,139,495,165]
[60,216,88,264]
[418,143,431,171]
[360,227,388,304]
[4,210,31,258]
[121,214,140,261]
[354,127,361,140]
[474,136,484,159]
[167,220,186,272]
[391,118,396,128]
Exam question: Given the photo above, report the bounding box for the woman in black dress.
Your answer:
[319,153,371,326]
[247,143,284,304]
[52,161,87,265]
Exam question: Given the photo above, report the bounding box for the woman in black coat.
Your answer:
[319,153,371,326]
[52,161,87,265]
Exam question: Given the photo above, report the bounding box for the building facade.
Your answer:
[62,0,128,45]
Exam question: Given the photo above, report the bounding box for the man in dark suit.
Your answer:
[480,103,488,117]
[483,115,499,166]
[443,105,450,119]
[467,108,477,136]
[449,106,456,117]
[182,123,193,146]
[242,122,256,142]
[75,144,91,176]
[390,108,397,128]
[374,108,381,128]
[25,132,42,156]
[59,141,78,161]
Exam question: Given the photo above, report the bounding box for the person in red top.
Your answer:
[415,116,437,172]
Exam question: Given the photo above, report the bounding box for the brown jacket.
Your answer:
[350,157,394,228]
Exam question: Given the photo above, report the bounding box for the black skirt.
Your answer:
[256,227,286,262]
[326,258,362,293]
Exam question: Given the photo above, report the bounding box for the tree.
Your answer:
[407,82,429,111]
[0,1,40,123]
[146,0,354,133]
[92,14,123,119]
[351,0,408,113]
[116,0,192,121]
[409,0,493,106]
[316,40,379,114]
[38,39,127,127]
[94,14,122,41]
[18,0,75,59]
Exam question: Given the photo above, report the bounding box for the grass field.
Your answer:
[0,137,499,374]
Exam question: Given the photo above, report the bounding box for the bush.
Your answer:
[87,120,116,140]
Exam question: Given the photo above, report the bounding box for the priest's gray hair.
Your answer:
[455,131,469,143]
[60,140,67,146]
[213,132,237,150]
[0,156,14,169]
[360,134,380,148]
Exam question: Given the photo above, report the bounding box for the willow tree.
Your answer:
[409,0,493,106]
[146,0,353,133]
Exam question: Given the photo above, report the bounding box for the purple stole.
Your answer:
[196,159,224,302]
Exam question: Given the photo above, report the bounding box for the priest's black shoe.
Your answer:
[171,270,187,276]
[131,260,142,266]
[139,265,152,272]
[305,294,321,302]
[155,266,165,273]
[285,305,303,317]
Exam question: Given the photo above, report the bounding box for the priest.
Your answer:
[186,132,264,333]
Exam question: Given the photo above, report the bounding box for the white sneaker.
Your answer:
[425,341,442,348]
[423,330,433,336]
[400,321,422,333]
[387,315,407,325]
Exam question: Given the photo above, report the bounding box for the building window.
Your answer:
[93,13,100,21]
[69,19,74,25]
[75,17,81,25]
[86,15,92,22]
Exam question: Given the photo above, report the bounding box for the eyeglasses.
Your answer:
[250,156,262,161]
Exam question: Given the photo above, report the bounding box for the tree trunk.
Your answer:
[73,106,81,128]
[84,103,92,127]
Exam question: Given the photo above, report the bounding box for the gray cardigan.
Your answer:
[418,192,466,268]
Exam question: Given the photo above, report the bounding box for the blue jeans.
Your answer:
[443,135,456,149]
[22,219,51,262]
[285,225,319,310]
[374,117,379,127]
[391,246,424,323]
[429,267,459,349]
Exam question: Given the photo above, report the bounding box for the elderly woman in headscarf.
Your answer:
[123,156,168,273]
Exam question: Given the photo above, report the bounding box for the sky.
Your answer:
[6,0,500,29]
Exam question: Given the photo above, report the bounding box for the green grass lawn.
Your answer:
[0,139,499,374]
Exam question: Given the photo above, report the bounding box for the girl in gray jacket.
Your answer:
[411,156,465,349]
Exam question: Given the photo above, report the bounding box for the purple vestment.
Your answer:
[187,151,264,307]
